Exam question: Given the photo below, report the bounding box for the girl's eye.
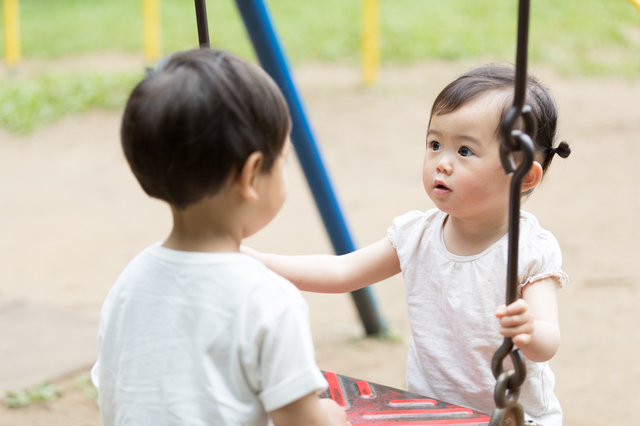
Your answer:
[458,146,473,157]
[429,141,441,151]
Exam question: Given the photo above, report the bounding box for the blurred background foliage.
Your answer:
[0,0,639,133]
[0,71,142,133]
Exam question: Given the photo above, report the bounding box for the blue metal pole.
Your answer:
[233,0,385,335]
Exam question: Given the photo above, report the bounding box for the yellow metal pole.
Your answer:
[3,0,22,67]
[362,0,379,85]
[142,0,161,61]
[627,0,640,15]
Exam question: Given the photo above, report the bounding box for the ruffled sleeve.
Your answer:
[517,212,569,292]
[388,211,424,250]
[387,209,442,275]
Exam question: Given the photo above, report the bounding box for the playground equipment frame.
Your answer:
[229,0,387,335]
[362,0,379,85]
[142,0,161,61]
[2,0,21,67]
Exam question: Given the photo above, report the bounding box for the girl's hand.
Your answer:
[240,245,261,261]
[495,299,535,348]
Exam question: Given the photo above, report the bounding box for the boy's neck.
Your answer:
[164,228,240,253]
[443,212,509,256]
[163,194,243,253]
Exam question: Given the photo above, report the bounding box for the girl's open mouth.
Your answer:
[433,181,451,194]
[434,180,450,189]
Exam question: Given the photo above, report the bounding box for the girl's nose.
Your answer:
[436,159,452,175]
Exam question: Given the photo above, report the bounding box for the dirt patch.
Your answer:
[1,57,639,425]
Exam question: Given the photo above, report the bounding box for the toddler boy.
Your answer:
[91,49,349,426]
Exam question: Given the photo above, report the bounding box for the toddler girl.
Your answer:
[245,65,570,426]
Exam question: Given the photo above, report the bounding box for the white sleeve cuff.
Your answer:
[260,367,327,413]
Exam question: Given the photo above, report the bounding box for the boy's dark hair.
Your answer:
[429,65,570,174]
[121,49,291,209]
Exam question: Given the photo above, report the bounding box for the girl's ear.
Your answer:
[522,161,543,193]
[236,152,264,201]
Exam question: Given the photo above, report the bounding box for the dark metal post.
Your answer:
[194,0,210,48]
[232,0,385,335]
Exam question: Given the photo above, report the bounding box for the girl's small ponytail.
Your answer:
[553,141,571,159]
[543,141,570,171]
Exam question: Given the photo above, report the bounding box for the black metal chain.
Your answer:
[490,1,536,425]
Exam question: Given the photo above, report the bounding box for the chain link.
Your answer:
[490,1,536,426]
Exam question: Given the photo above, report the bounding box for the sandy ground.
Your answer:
[0,56,639,425]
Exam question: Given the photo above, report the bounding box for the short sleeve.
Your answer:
[388,210,424,248]
[388,209,441,257]
[517,213,569,292]
[243,277,327,413]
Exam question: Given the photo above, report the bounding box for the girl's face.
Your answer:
[423,95,511,222]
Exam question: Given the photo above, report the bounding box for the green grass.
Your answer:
[5,381,63,408]
[75,372,98,404]
[380,0,640,77]
[0,71,142,133]
[0,0,638,133]
[0,0,638,72]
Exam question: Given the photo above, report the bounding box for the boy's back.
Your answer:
[92,243,326,425]
[93,48,349,426]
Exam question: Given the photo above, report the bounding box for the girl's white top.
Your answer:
[388,209,567,426]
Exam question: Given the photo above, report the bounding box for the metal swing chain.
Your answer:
[490,1,537,425]
[195,0,211,49]
[193,1,531,423]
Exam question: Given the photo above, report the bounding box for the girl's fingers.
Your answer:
[499,322,534,338]
[496,300,528,318]
[505,299,528,315]
[499,312,533,328]
[498,299,535,346]
[513,333,533,348]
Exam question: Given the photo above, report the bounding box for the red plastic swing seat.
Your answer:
[321,372,491,425]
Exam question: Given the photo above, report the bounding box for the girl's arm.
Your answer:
[495,277,561,362]
[244,237,401,293]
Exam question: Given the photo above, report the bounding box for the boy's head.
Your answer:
[121,49,291,209]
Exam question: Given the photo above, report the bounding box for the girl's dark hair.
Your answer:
[121,49,291,209]
[430,65,570,174]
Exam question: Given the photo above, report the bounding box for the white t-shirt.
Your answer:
[91,243,327,426]
[388,209,568,426]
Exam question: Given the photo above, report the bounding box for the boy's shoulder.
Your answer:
[108,243,304,315]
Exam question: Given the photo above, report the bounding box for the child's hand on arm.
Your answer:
[240,237,401,294]
[240,245,260,259]
[495,277,561,362]
[270,392,350,426]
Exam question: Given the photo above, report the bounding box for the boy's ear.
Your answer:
[521,161,543,192]
[236,152,264,201]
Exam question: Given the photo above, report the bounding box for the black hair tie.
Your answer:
[553,141,571,159]
[546,141,571,163]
